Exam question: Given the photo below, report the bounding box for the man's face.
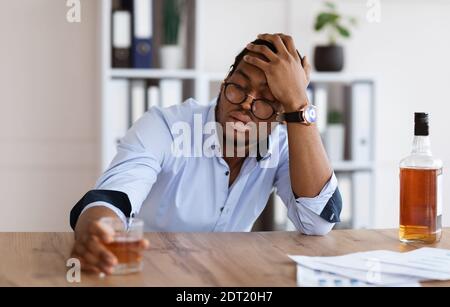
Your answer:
[216,51,282,152]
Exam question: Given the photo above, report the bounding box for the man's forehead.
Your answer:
[233,52,268,87]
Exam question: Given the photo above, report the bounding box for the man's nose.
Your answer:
[241,95,254,110]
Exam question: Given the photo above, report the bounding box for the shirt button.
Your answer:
[225,171,230,176]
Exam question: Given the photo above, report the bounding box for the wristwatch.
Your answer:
[281,104,317,125]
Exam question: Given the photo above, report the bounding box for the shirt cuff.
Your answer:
[80,201,128,225]
[295,173,338,216]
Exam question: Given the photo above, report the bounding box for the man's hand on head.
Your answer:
[243,33,311,113]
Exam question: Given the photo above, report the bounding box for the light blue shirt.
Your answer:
[83,98,339,234]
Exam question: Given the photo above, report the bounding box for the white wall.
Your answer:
[200,0,450,228]
[0,0,101,231]
[1,0,449,231]
[200,0,290,72]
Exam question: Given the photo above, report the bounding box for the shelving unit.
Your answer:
[110,68,199,79]
[100,0,376,230]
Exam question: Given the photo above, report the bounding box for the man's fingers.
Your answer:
[77,256,101,274]
[257,33,288,56]
[246,43,277,62]
[82,249,101,266]
[88,220,115,243]
[243,55,269,71]
[74,234,117,274]
[302,56,312,83]
[98,263,114,275]
[73,241,88,256]
[85,236,117,266]
[139,238,150,249]
[275,33,298,58]
[79,248,114,274]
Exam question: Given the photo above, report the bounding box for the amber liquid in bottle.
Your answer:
[399,113,442,243]
[400,168,442,243]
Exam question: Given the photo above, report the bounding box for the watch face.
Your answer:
[303,105,317,124]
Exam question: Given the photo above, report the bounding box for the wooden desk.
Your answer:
[0,229,449,286]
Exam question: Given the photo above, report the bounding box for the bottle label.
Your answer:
[437,168,443,217]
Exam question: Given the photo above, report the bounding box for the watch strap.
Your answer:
[283,110,305,123]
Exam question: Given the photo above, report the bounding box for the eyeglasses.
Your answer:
[222,82,279,120]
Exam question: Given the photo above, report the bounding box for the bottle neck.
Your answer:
[412,135,432,155]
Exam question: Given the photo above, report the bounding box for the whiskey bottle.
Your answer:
[399,112,443,243]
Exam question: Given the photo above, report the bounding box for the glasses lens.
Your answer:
[252,100,275,120]
[225,83,246,104]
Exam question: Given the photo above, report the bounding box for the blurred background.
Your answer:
[1,0,449,231]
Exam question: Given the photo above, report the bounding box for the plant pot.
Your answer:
[314,45,344,72]
[325,124,345,161]
[160,45,184,69]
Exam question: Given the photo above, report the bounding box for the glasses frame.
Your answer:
[222,82,279,120]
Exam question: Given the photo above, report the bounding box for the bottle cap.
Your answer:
[414,112,429,136]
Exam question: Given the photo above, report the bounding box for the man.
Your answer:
[70,34,342,274]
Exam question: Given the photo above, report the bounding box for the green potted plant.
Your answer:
[313,1,357,72]
[161,0,184,69]
[325,109,345,161]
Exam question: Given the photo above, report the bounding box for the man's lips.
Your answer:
[227,112,253,133]
[229,111,252,124]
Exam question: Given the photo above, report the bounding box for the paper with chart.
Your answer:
[295,264,374,287]
[289,253,421,286]
[374,247,450,273]
[289,247,450,287]
[295,264,420,287]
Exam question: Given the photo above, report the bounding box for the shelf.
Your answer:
[310,72,377,83]
[108,69,376,84]
[332,161,374,172]
[109,68,199,79]
[197,72,378,83]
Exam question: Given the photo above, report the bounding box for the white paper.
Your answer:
[290,254,420,286]
[296,264,373,287]
[289,247,450,287]
[375,247,450,274]
[295,250,450,281]
[296,265,420,287]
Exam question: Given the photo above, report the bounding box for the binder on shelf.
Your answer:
[112,0,133,11]
[133,0,153,68]
[350,82,373,162]
[352,172,372,228]
[130,80,147,124]
[112,10,132,68]
[335,173,352,227]
[104,79,129,170]
[160,79,183,108]
[147,85,160,110]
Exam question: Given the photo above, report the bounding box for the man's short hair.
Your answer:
[227,39,277,78]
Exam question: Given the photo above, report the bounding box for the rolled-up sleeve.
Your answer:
[69,108,172,229]
[273,144,342,236]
